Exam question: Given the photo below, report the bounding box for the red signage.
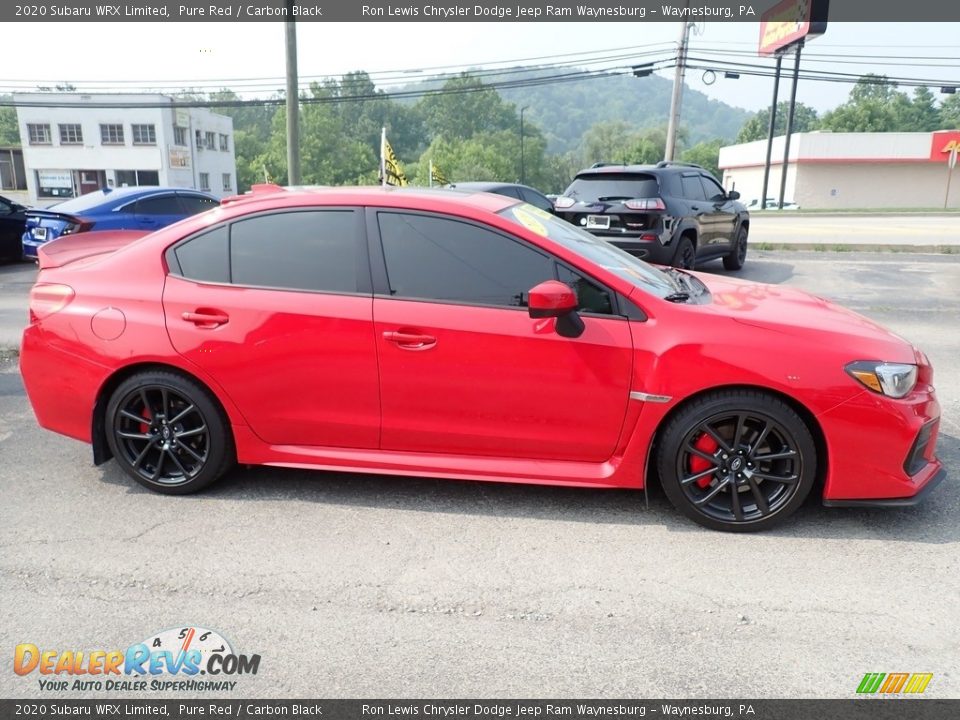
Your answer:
[930,131,960,161]
[759,0,829,56]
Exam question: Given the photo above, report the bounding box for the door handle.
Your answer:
[182,310,229,327]
[382,330,437,349]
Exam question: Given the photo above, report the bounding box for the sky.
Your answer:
[2,21,959,114]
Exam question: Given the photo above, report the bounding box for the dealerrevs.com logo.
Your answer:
[14,627,261,692]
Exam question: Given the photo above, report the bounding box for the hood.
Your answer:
[690,271,916,363]
[37,230,150,269]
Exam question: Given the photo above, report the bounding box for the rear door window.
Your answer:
[230,210,359,293]
[179,195,220,215]
[680,174,707,201]
[134,195,183,216]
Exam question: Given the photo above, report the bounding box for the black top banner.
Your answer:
[3,0,960,22]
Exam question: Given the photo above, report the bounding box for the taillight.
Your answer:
[624,198,666,211]
[29,283,75,323]
[553,196,576,209]
[61,217,95,235]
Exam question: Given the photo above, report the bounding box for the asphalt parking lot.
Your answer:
[0,250,958,699]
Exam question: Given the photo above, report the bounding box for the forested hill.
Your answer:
[400,67,751,153]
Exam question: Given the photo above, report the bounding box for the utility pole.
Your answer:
[284,2,301,186]
[777,43,803,209]
[664,19,692,162]
[519,106,529,184]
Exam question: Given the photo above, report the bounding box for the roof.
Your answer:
[221,184,517,214]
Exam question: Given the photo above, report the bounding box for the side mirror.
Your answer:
[528,280,577,318]
[528,280,584,338]
[727,190,740,200]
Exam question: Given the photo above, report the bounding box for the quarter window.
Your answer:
[230,211,358,293]
[180,195,219,215]
[377,212,552,308]
[59,124,83,144]
[556,265,613,315]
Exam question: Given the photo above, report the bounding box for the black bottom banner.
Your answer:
[2,700,958,720]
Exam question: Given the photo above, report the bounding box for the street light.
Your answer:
[519,106,530,184]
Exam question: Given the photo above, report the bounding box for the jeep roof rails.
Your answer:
[655,161,704,170]
[590,162,622,168]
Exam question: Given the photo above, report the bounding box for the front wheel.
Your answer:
[723,226,748,270]
[656,390,816,532]
[105,371,234,494]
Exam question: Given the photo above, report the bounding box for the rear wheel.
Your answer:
[723,226,748,270]
[105,371,234,494]
[673,236,696,269]
[656,390,816,532]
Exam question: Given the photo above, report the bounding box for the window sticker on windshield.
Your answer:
[512,207,548,237]
[523,204,553,221]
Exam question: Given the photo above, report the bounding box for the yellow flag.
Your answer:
[381,134,408,187]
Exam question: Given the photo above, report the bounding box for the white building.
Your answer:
[719,130,960,210]
[14,93,237,206]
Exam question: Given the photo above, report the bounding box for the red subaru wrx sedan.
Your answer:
[20,186,944,532]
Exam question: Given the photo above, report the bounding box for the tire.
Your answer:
[105,370,234,495]
[656,390,816,532]
[673,235,696,269]
[723,226,748,271]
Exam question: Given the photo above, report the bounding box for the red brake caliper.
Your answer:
[689,433,719,488]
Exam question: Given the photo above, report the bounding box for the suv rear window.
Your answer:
[563,174,659,202]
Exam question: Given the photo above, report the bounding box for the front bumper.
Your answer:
[823,468,946,507]
[818,385,944,504]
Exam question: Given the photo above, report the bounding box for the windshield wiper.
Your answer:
[664,292,690,303]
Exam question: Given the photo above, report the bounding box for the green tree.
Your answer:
[0,102,19,146]
[819,75,942,133]
[681,139,723,178]
[941,93,960,129]
[417,74,517,141]
[736,102,820,143]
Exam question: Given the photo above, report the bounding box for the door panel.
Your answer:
[374,299,633,462]
[700,175,737,250]
[164,276,380,447]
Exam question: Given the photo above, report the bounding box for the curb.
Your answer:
[752,243,957,254]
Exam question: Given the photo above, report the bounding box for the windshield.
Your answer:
[563,174,660,202]
[498,204,675,299]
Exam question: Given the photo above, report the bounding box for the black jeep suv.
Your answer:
[554,162,750,270]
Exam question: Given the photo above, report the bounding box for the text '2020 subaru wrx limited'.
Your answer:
[20,186,944,531]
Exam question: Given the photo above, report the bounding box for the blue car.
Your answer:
[21,186,220,260]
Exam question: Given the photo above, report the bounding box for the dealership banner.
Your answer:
[2,0,960,22]
[2,700,960,719]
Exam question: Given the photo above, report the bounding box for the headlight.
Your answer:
[845,361,918,398]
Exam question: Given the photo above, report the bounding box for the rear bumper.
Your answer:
[20,325,107,443]
[21,233,47,258]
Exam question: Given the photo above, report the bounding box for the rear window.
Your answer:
[563,174,660,203]
[43,191,115,214]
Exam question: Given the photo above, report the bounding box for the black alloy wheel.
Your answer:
[657,390,816,532]
[723,226,748,271]
[674,236,696,270]
[106,371,233,494]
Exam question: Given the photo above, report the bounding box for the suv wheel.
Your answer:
[674,236,696,269]
[723,226,748,271]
